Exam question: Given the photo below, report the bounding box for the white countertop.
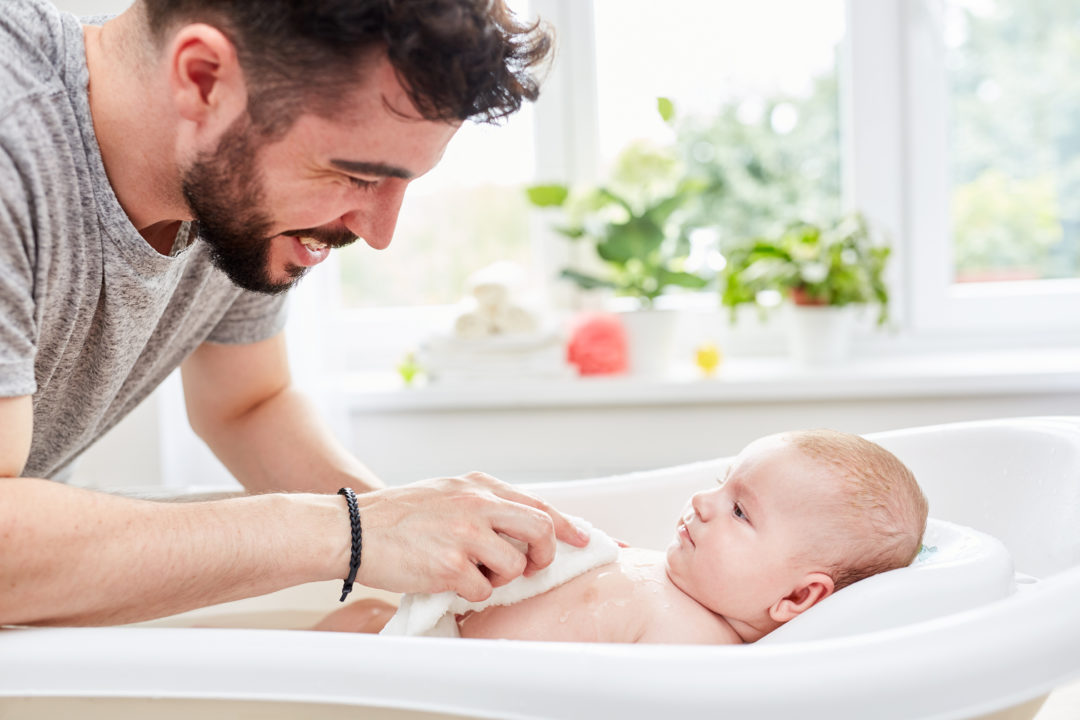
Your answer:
[323,347,1080,412]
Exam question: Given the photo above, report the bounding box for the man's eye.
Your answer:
[348,176,378,190]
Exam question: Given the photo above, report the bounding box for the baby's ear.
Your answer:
[768,573,835,624]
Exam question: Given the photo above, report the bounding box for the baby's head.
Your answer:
[665,429,928,642]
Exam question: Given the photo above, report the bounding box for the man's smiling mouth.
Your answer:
[297,236,329,251]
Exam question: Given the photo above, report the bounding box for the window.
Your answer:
[321,0,1080,366]
[591,0,846,244]
[946,0,1080,284]
[906,0,1080,332]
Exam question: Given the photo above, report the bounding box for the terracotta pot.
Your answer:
[790,287,828,306]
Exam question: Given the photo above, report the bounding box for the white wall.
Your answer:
[342,393,1080,486]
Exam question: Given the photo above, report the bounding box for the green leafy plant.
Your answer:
[720,214,891,324]
[526,99,711,308]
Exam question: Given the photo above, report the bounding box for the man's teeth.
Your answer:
[298,236,328,251]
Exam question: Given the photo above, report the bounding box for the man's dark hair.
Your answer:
[141,0,553,137]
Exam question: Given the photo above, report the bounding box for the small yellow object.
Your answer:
[695,343,723,376]
[396,351,422,386]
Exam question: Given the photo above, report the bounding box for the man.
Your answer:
[0,0,588,626]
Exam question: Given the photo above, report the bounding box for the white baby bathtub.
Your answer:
[2,416,1080,720]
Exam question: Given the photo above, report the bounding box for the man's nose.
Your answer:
[343,180,407,250]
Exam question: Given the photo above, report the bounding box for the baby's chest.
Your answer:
[456,564,648,642]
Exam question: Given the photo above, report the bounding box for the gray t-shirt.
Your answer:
[0,0,288,479]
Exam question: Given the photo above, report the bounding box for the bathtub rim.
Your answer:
[2,563,1080,720]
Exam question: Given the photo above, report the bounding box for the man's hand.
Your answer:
[352,472,590,602]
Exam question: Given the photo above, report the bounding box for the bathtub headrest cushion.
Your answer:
[757,518,1016,644]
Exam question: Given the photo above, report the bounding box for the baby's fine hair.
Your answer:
[788,429,929,592]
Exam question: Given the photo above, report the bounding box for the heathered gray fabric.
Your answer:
[0,0,288,480]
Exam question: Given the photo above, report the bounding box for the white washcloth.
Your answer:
[380,518,620,638]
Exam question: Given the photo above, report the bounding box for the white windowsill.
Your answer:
[323,347,1080,413]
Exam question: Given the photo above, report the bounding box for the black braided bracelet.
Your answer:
[337,487,362,602]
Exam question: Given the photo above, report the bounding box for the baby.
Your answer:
[313,429,928,644]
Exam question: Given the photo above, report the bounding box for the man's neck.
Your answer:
[83,14,189,253]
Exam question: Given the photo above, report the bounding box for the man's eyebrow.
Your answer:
[330,159,414,180]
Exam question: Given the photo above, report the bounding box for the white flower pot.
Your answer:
[618,308,679,376]
[787,304,855,366]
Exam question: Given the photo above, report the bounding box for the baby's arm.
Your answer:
[311,598,397,633]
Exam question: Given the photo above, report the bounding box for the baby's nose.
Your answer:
[691,490,713,521]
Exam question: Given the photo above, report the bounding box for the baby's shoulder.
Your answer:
[636,605,743,645]
[617,551,742,645]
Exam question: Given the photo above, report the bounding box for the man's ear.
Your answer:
[768,572,835,624]
[167,23,247,130]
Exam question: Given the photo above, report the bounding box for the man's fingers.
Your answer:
[490,504,560,574]
[478,479,590,550]
[455,562,494,603]
[351,473,589,600]
[468,535,528,590]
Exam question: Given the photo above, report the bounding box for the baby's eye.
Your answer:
[733,503,746,520]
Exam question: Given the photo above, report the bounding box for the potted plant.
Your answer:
[719,214,890,364]
[526,106,712,375]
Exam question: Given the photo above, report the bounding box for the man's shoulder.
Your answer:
[0,0,70,112]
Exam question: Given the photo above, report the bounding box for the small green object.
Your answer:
[396,352,422,386]
[525,184,569,208]
[657,97,675,124]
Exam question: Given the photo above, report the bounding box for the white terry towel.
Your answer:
[380,518,620,638]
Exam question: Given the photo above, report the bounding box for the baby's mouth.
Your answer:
[677,519,695,548]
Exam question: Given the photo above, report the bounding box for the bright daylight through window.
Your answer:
[591,0,845,248]
[946,0,1080,285]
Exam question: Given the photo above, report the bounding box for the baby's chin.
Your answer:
[662,544,686,591]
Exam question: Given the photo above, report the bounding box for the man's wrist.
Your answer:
[274,493,353,583]
[336,488,362,601]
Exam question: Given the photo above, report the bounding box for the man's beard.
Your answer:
[180,116,358,295]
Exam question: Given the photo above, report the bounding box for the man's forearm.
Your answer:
[197,387,384,494]
[0,477,350,626]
